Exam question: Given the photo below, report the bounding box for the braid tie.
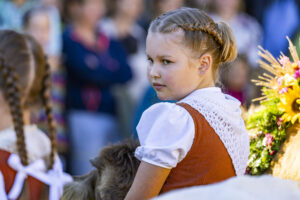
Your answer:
[0,54,28,166]
[178,23,224,47]
[42,59,56,169]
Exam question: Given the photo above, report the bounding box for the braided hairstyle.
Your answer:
[0,30,56,168]
[149,7,237,81]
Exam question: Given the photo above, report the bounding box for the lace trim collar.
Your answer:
[179,87,250,175]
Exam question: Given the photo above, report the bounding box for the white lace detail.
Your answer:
[179,88,249,176]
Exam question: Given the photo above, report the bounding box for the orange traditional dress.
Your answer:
[134,87,250,194]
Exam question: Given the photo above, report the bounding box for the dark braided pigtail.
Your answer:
[0,55,28,166]
[42,60,57,169]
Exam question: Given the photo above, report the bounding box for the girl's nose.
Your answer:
[149,64,161,79]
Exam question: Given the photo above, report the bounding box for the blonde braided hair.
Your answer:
[178,22,224,47]
[149,7,237,81]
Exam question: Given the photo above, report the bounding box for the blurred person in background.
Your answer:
[219,55,250,106]
[62,0,132,175]
[186,0,211,10]
[38,0,62,70]
[23,5,68,164]
[210,0,262,69]
[152,0,185,17]
[23,5,61,69]
[210,0,262,102]
[139,0,185,32]
[99,0,147,136]
[262,0,299,58]
[0,0,34,31]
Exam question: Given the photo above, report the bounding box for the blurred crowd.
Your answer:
[0,0,299,175]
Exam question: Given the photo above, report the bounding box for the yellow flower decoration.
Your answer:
[278,84,300,124]
[251,37,300,124]
[283,74,298,86]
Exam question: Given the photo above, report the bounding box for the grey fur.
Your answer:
[61,139,140,200]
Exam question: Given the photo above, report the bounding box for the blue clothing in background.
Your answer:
[62,26,132,115]
[0,0,34,30]
[63,26,132,175]
[133,86,174,138]
[263,0,299,57]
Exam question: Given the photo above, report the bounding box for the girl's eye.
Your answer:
[162,59,172,65]
[147,57,153,65]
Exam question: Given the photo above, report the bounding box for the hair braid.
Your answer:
[42,60,56,169]
[0,55,28,166]
[178,22,224,47]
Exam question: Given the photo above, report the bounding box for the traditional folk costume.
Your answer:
[135,87,250,194]
[0,125,72,200]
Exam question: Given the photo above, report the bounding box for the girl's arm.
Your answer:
[125,161,171,200]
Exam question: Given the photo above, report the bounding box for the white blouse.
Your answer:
[0,125,51,163]
[135,87,250,176]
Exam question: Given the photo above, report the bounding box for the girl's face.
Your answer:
[227,59,248,91]
[158,0,184,14]
[214,0,240,14]
[25,12,50,50]
[146,31,202,101]
[80,0,105,26]
[117,0,143,20]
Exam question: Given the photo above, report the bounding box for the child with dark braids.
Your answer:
[0,30,72,200]
[125,8,250,199]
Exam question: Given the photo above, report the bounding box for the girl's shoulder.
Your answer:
[137,102,194,145]
[138,102,191,128]
[135,102,196,168]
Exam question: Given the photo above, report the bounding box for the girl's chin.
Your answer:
[156,93,175,101]
[156,93,168,101]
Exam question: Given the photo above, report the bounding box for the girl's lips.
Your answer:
[152,83,165,90]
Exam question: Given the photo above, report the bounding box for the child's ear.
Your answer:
[198,54,212,75]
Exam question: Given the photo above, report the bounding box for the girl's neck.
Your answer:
[0,108,31,131]
[196,70,215,91]
[0,109,13,131]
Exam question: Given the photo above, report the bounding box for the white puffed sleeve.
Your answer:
[135,102,195,169]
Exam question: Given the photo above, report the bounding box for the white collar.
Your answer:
[0,124,38,135]
[180,87,241,112]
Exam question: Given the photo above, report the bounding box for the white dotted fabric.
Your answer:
[179,87,249,176]
[0,125,51,163]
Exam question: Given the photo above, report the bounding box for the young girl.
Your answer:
[0,30,71,200]
[125,7,250,199]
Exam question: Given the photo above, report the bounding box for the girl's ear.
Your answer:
[199,54,212,75]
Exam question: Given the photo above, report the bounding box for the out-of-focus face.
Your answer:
[146,31,202,101]
[25,12,50,50]
[13,0,27,6]
[214,0,240,14]
[158,0,184,14]
[41,0,58,6]
[81,0,106,26]
[117,0,143,21]
[226,59,248,91]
